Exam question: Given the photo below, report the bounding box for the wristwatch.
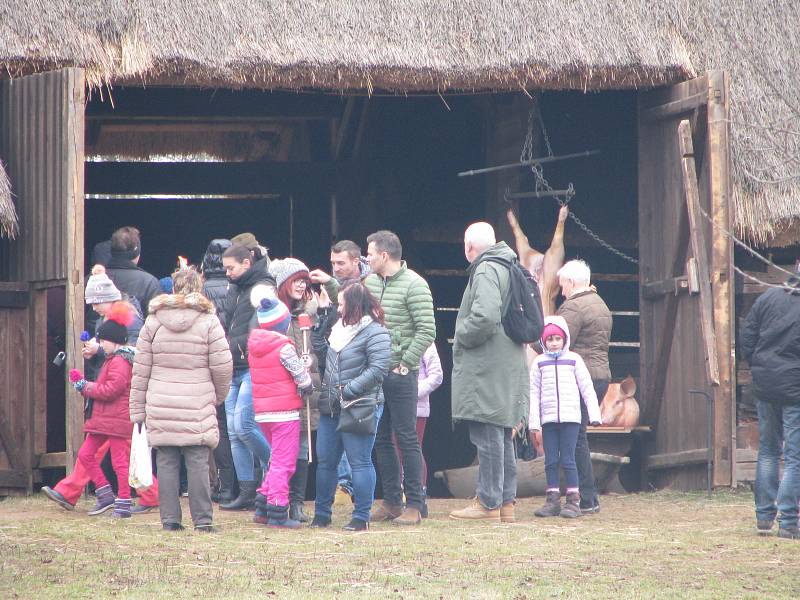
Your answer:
[395,365,409,375]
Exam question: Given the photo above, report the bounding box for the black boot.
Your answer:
[213,466,237,504]
[220,480,257,511]
[253,493,269,525]
[266,503,301,529]
[289,459,310,523]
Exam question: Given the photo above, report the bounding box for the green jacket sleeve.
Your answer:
[324,278,340,304]
[400,278,436,370]
[455,265,503,349]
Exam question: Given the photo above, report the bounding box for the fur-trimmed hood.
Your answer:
[148,292,216,333]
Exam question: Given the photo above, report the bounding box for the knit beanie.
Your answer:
[256,297,291,334]
[231,232,259,250]
[269,258,310,289]
[96,303,134,345]
[159,276,173,294]
[85,273,122,304]
[540,322,567,344]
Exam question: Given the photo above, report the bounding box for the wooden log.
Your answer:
[647,448,709,470]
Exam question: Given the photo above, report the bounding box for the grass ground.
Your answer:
[0,490,796,599]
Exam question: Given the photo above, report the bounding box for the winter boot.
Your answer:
[420,486,429,519]
[253,493,269,525]
[41,486,75,511]
[560,492,582,519]
[289,459,310,523]
[266,503,301,529]
[220,480,257,511]
[212,466,237,504]
[88,484,116,516]
[534,491,562,518]
[449,498,501,521]
[369,501,403,522]
[111,498,133,519]
[342,518,369,531]
[310,515,331,528]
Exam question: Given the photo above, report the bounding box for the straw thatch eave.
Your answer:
[1,1,799,245]
[0,161,19,239]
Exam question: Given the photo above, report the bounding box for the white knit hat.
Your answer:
[84,273,122,304]
[269,258,310,289]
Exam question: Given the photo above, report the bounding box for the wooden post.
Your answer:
[707,71,734,487]
[64,69,85,473]
[678,120,720,386]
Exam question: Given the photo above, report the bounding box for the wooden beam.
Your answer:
[647,448,710,470]
[85,161,347,195]
[0,282,29,308]
[36,452,67,469]
[679,120,720,386]
[640,92,708,122]
[65,68,86,474]
[0,403,25,470]
[0,470,29,488]
[641,277,689,300]
[708,70,735,487]
[31,290,48,456]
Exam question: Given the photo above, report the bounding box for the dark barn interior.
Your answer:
[70,87,642,495]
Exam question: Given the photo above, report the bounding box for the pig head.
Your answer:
[599,376,640,427]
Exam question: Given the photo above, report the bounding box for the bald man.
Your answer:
[450,223,530,523]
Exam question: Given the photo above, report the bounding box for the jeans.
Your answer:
[257,421,300,506]
[394,417,429,486]
[157,445,213,527]
[315,404,384,523]
[755,400,800,529]
[542,422,581,491]
[468,421,517,510]
[337,454,353,494]
[225,369,271,481]
[576,379,608,505]
[374,372,424,509]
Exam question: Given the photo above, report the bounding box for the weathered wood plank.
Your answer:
[679,120,720,386]
[0,470,29,488]
[647,448,710,470]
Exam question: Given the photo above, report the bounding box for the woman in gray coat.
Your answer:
[311,282,391,531]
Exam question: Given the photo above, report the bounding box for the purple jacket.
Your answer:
[417,344,443,418]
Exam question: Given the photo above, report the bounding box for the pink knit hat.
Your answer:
[540,322,567,343]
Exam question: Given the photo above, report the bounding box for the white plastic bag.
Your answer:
[129,422,153,489]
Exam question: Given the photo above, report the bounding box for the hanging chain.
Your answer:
[519,104,639,265]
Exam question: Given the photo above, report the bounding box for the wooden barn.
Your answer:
[0,2,798,496]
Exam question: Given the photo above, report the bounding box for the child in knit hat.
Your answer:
[529,315,602,520]
[248,296,313,528]
[42,304,137,518]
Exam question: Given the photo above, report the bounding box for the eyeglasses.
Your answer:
[293,279,309,288]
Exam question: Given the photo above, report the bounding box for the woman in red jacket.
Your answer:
[43,304,136,518]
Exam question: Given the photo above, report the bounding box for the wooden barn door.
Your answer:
[638,71,734,490]
[0,68,86,484]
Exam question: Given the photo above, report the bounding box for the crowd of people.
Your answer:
[34,215,796,540]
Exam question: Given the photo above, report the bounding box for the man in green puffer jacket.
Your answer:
[364,230,436,525]
[450,222,529,523]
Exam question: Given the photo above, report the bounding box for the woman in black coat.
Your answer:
[311,282,391,531]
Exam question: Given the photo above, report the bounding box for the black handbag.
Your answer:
[336,394,378,435]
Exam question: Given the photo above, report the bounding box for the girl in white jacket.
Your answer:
[530,316,601,518]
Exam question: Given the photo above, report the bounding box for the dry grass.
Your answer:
[0,490,797,599]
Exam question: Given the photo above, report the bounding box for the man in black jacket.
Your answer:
[105,226,161,316]
[219,243,276,510]
[741,274,800,540]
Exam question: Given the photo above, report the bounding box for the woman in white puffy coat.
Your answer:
[529,316,601,518]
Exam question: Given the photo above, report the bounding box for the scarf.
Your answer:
[328,316,373,352]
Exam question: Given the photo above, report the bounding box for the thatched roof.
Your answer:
[0,161,18,239]
[0,1,798,245]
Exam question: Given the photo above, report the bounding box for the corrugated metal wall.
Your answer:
[0,69,84,283]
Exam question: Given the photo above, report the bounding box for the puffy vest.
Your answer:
[247,329,303,414]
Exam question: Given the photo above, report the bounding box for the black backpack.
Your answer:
[471,256,545,345]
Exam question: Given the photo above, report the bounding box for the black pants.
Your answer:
[576,379,609,506]
[374,371,424,509]
[213,403,237,493]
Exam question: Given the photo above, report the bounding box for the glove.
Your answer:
[69,369,83,383]
[73,379,88,393]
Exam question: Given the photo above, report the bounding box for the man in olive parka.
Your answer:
[450,222,529,522]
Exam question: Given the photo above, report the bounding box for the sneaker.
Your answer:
[41,486,75,511]
[334,485,353,507]
[580,499,601,515]
[449,498,501,521]
[756,520,774,535]
[163,522,185,531]
[194,525,217,533]
[778,526,800,540]
[309,515,331,528]
[342,518,369,531]
[369,502,403,522]
[131,504,158,515]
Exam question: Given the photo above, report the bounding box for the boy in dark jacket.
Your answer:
[741,274,800,540]
[42,304,136,519]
